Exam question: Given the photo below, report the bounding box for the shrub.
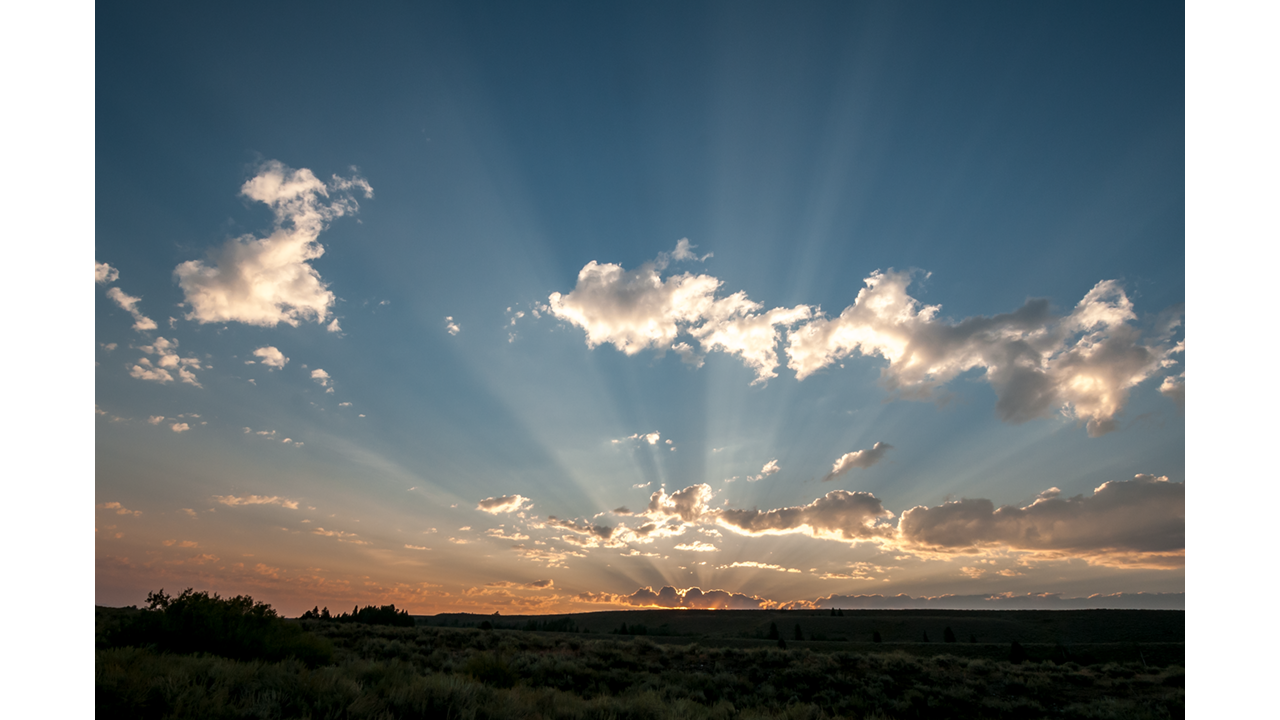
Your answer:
[106,588,334,666]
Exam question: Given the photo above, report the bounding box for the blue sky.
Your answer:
[93,2,1186,613]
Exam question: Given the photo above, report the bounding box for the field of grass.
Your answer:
[97,603,1183,719]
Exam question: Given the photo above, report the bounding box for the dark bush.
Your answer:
[106,588,333,666]
[1010,641,1029,664]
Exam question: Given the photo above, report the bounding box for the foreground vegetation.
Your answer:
[97,595,1184,719]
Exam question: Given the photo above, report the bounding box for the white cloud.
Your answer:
[825,442,893,481]
[174,160,372,328]
[550,254,1180,435]
[213,494,300,510]
[148,416,164,425]
[477,495,531,514]
[339,402,352,407]
[105,287,157,331]
[95,262,119,284]
[548,242,811,385]
[327,318,342,333]
[99,501,141,517]
[129,337,203,387]
[445,316,461,335]
[171,422,190,432]
[310,368,331,390]
[252,346,289,369]
[721,561,801,573]
[673,541,719,552]
[747,458,780,482]
[786,272,1180,437]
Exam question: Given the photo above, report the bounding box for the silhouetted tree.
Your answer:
[830,608,837,616]
[794,624,803,641]
[922,630,931,642]
[478,620,493,631]
[969,633,977,643]
[872,630,882,643]
[837,609,844,617]
[944,626,957,643]
[767,622,779,640]
[1010,640,1029,664]
[321,607,331,620]
[776,638,787,650]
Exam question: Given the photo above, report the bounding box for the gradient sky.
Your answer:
[94,1,1185,615]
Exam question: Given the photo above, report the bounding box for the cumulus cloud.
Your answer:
[213,494,300,510]
[105,287,158,331]
[716,489,896,543]
[748,459,780,482]
[548,241,811,385]
[614,432,661,446]
[720,561,801,573]
[129,337,202,386]
[599,585,774,610]
[445,316,461,335]
[814,592,1185,610]
[545,516,614,542]
[646,484,714,523]
[252,346,289,369]
[98,501,141,517]
[897,474,1184,567]
[786,272,1181,436]
[550,253,1180,434]
[174,160,372,328]
[310,368,332,391]
[148,416,164,425]
[825,442,893,481]
[478,495,531,514]
[171,423,190,433]
[95,262,119,284]
[673,541,719,552]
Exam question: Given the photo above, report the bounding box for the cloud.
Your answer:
[550,255,1180,434]
[171,422,190,433]
[174,160,372,328]
[486,579,555,590]
[673,541,718,552]
[717,489,896,543]
[615,432,661,446]
[548,241,811,385]
[897,474,1184,566]
[213,494,300,510]
[545,516,614,542]
[825,442,893,481]
[601,585,774,610]
[310,368,332,391]
[99,501,141,517]
[95,262,119,284]
[747,459,780,482]
[445,316,461,335]
[105,287,158,331]
[129,337,202,386]
[720,561,801,573]
[813,592,1185,610]
[646,484,714,523]
[511,544,585,568]
[252,346,289,369]
[148,416,164,425]
[477,495,531,514]
[786,272,1180,437]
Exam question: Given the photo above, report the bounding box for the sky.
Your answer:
[93,1,1188,615]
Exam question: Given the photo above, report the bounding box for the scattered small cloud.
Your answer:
[825,442,893,481]
[98,501,141,517]
[148,416,164,425]
[720,561,801,573]
[95,261,119,284]
[477,495,531,514]
[129,337,202,386]
[213,494,300,510]
[171,422,190,433]
[674,541,719,552]
[748,459,780,482]
[105,287,158,332]
[252,346,289,369]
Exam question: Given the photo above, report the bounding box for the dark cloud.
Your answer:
[814,592,1184,610]
[898,474,1183,564]
[716,489,896,542]
[615,585,773,610]
[546,516,615,540]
